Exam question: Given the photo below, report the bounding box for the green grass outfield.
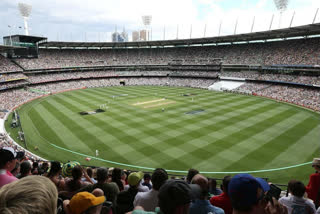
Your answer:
[5,86,320,184]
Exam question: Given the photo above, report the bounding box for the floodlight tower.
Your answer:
[273,0,289,28]
[18,2,32,35]
[142,15,152,41]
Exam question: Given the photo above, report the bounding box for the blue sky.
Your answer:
[0,0,320,43]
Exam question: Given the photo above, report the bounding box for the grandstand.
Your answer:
[0,23,320,188]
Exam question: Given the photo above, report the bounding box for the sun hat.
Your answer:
[62,161,80,177]
[69,192,106,214]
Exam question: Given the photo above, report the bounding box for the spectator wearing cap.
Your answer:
[117,171,145,214]
[134,168,168,211]
[142,173,152,190]
[0,147,24,188]
[190,174,224,214]
[124,171,149,192]
[63,189,106,214]
[0,175,58,214]
[228,173,288,214]
[130,179,194,214]
[16,160,32,179]
[210,176,233,214]
[79,167,119,208]
[306,158,320,205]
[279,180,316,214]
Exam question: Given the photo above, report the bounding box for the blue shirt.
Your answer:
[190,199,225,214]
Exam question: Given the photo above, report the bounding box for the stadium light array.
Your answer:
[273,0,289,28]
[18,2,32,35]
[142,15,152,41]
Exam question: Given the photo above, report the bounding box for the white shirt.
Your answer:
[134,189,159,211]
[279,195,316,214]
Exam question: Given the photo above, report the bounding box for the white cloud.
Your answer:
[1,0,320,42]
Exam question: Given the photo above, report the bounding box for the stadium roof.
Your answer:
[3,35,47,43]
[39,23,320,48]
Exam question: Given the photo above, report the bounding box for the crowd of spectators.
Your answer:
[0,55,22,73]
[234,83,320,111]
[1,144,319,214]
[0,72,27,82]
[12,37,320,70]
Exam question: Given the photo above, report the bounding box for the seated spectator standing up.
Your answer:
[130,179,194,214]
[117,171,144,214]
[16,160,32,179]
[134,168,168,211]
[306,158,320,206]
[79,167,119,209]
[210,176,233,214]
[190,174,225,214]
[142,173,152,190]
[228,173,288,214]
[0,175,58,214]
[63,190,106,214]
[279,180,316,214]
[0,147,24,188]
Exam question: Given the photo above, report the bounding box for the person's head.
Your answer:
[0,175,58,214]
[48,161,62,177]
[111,168,122,180]
[0,147,24,171]
[152,168,168,191]
[128,171,144,188]
[186,168,199,183]
[312,158,320,171]
[208,178,217,189]
[143,173,151,183]
[158,180,192,214]
[96,167,108,183]
[20,161,32,177]
[86,167,93,178]
[72,166,83,180]
[222,175,232,194]
[228,173,270,213]
[288,180,305,198]
[11,162,20,176]
[191,174,209,199]
[67,191,106,214]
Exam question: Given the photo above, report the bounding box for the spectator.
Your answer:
[134,168,168,211]
[112,167,124,191]
[31,161,39,175]
[279,179,316,213]
[63,189,105,214]
[209,178,223,196]
[82,167,97,184]
[142,173,152,190]
[228,173,288,214]
[60,165,93,199]
[187,168,199,184]
[0,147,24,188]
[10,162,20,177]
[130,179,194,214]
[47,161,65,191]
[0,175,58,214]
[190,174,224,214]
[117,171,144,214]
[79,167,119,208]
[306,158,320,206]
[124,171,149,192]
[16,160,32,179]
[210,175,233,214]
